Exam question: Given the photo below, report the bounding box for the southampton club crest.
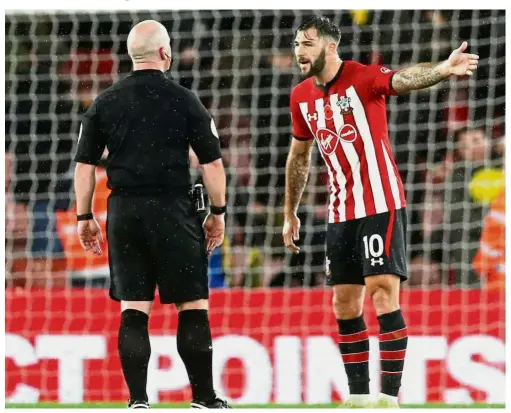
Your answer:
[337,96,353,115]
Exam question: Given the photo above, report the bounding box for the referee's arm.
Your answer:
[73,102,106,255]
[187,96,226,211]
[187,95,226,251]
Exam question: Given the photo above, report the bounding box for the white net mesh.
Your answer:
[5,9,506,405]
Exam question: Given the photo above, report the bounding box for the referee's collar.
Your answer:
[130,69,166,77]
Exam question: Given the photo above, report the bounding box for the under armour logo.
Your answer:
[371,258,384,266]
[307,112,318,121]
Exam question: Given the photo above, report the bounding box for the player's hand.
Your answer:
[203,213,225,253]
[77,219,103,255]
[283,213,301,254]
[446,41,479,76]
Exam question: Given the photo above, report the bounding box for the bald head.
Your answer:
[127,20,171,65]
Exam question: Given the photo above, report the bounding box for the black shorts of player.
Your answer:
[326,208,408,285]
[107,192,209,304]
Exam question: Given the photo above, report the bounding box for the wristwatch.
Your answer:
[210,205,226,215]
[77,212,94,221]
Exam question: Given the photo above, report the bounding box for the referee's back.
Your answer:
[74,69,221,194]
[73,20,229,409]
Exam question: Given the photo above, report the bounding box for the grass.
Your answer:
[5,403,506,409]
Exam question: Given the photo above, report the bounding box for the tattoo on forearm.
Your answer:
[285,150,312,215]
[392,62,449,93]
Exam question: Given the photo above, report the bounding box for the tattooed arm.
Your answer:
[392,42,479,94]
[285,139,313,216]
[392,62,450,93]
[283,138,314,254]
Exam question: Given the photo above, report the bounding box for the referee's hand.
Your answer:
[77,219,104,256]
[203,213,225,253]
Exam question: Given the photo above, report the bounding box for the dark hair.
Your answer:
[452,126,488,161]
[453,126,486,143]
[453,127,469,144]
[295,15,341,43]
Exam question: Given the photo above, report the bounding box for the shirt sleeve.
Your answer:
[364,65,399,97]
[187,93,222,165]
[290,87,314,141]
[74,101,107,165]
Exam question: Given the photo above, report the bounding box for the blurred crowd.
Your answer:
[5,10,505,290]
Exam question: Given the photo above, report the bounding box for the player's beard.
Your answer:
[301,49,327,79]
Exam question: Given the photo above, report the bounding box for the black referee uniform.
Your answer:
[74,69,222,304]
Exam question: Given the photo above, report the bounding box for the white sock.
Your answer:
[379,392,398,403]
[349,394,370,405]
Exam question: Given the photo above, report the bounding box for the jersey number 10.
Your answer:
[362,234,384,259]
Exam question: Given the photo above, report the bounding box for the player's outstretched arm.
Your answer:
[283,138,314,254]
[391,42,479,94]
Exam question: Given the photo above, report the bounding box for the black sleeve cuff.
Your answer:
[292,135,314,141]
[73,156,100,166]
[198,153,222,165]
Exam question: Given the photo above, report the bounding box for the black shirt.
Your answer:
[74,69,221,195]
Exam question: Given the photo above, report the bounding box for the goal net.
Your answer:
[5,9,505,406]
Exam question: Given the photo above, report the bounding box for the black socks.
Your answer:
[118,309,151,402]
[337,316,370,395]
[378,309,408,397]
[177,309,216,403]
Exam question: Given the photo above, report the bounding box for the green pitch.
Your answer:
[6,403,505,409]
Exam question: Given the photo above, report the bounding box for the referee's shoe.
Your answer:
[191,394,231,409]
[128,400,150,409]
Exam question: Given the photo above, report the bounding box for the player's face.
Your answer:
[294,28,327,78]
[457,129,489,161]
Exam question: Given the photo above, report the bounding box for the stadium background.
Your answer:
[5,9,506,407]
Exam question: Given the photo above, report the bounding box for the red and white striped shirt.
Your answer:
[290,60,406,223]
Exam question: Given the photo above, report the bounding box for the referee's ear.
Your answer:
[158,47,167,62]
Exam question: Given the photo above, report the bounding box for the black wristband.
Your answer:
[210,205,226,215]
[77,212,94,221]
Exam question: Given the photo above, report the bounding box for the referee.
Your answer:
[73,20,230,409]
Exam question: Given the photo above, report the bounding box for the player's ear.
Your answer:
[328,41,337,55]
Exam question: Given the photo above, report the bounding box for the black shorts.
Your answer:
[326,208,408,285]
[107,192,209,304]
